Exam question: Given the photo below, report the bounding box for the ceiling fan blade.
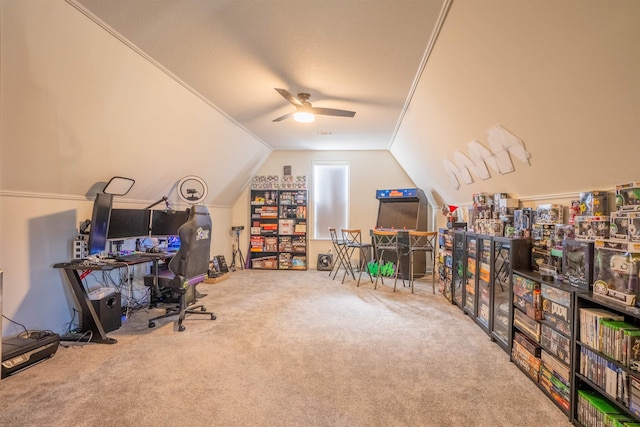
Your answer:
[311,107,356,118]
[272,112,294,122]
[274,88,303,108]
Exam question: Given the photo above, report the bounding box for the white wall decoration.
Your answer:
[487,124,531,174]
[442,159,461,189]
[453,145,491,179]
[452,151,474,184]
[443,125,531,188]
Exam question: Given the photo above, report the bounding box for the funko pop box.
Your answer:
[562,239,594,290]
[593,240,640,306]
[616,182,640,212]
[579,190,609,216]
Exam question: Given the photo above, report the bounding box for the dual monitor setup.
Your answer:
[87,193,187,256]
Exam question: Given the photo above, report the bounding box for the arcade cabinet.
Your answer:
[375,188,429,279]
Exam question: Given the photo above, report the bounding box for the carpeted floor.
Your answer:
[0,269,572,426]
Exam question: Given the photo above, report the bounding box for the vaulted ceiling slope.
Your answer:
[392,0,640,205]
[72,0,449,151]
[3,1,638,209]
[69,0,640,208]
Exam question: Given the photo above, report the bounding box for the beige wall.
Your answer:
[0,0,262,334]
[392,0,640,208]
[231,150,421,268]
[1,0,270,203]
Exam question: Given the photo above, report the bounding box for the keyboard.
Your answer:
[113,252,172,262]
[113,254,148,263]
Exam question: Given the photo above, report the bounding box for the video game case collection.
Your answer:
[575,306,640,421]
[576,388,640,427]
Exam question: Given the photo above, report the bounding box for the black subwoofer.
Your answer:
[83,292,122,333]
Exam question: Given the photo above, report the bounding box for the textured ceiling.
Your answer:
[71,0,449,151]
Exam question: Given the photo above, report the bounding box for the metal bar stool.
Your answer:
[408,230,438,294]
[341,229,373,286]
[328,227,350,280]
[372,229,403,292]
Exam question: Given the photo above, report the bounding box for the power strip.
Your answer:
[87,287,115,300]
[73,237,87,260]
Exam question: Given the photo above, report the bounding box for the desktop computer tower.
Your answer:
[83,290,122,333]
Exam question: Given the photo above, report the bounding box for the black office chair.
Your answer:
[148,205,216,331]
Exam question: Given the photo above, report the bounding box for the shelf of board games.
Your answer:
[511,269,583,421]
[573,292,640,425]
[249,189,307,270]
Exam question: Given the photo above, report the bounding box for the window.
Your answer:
[313,161,349,239]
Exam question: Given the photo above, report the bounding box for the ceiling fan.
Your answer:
[272,88,356,123]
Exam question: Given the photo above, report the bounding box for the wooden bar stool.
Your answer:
[408,230,438,294]
[341,229,373,286]
[328,227,349,280]
[372,229,403,292]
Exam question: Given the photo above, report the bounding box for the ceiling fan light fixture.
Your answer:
[293,111,315,123]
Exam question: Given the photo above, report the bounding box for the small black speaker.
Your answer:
[317,254,333,271]
[83,292,121,333]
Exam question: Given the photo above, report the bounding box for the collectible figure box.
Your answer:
[532,224,555,249]
[574,216,591,240]
[514,208,534,238]
[616,182,640,212]
[610,212,630,242]
[497,197,518,217]
[589,216,610,240]
[631,213,640,243]
[562,239,594,289]
[575,216,610,240]
[531,246,551,272]
[535,204,563,224]
[593,240,640,306]
[580,190,609,216]
[552,224,571,250]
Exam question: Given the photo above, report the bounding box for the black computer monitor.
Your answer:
[107,209,151,239]
[87,193,113,256]
[150,210,189,236]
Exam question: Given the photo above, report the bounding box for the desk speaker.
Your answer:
[83,292,121,333]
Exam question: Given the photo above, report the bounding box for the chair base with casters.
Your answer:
[148,275,216,331]
[146,204,217,332]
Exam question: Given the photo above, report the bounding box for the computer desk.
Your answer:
[54,254,169,344]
